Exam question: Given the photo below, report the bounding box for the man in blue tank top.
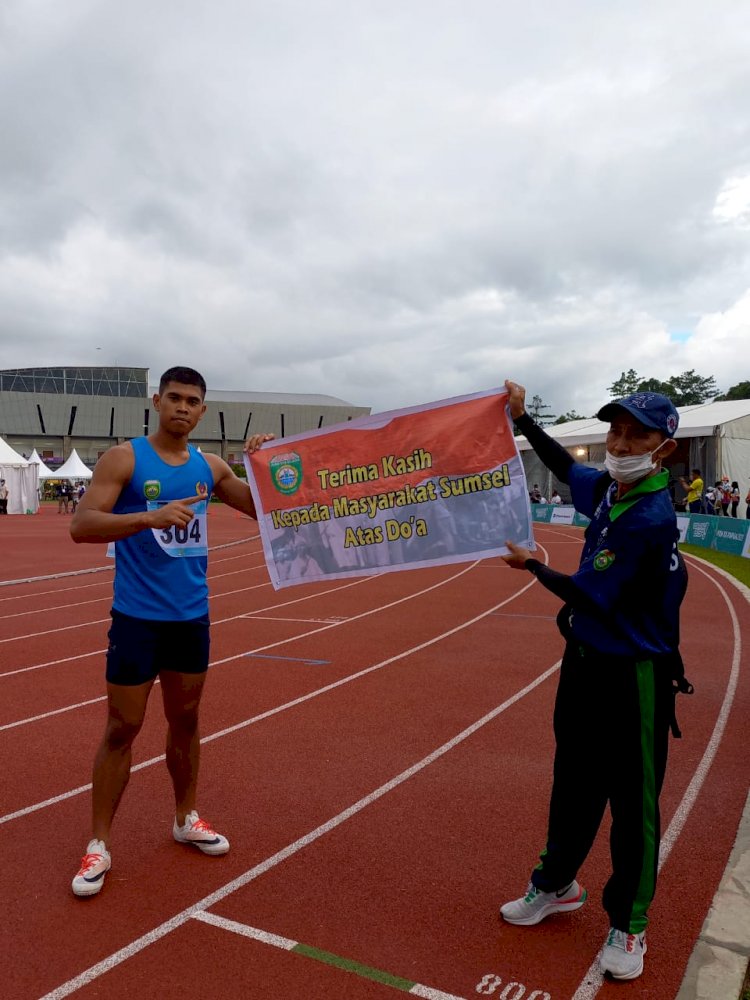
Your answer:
[497,381,690,982]
[69,366,273,897]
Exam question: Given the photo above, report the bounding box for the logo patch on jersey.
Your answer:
[270,452,302,495]
[144,480,161,501]
[195,481,209,497]
[593,549,615,571]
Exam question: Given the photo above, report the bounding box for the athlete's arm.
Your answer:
[70,445,203,543]
[203,433,275,519]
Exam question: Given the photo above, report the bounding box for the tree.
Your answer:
[554,410,585,424]
[605,369,718,405]
[637,377,675,399]
[665,370,718,405]
[527,394,556,426]
[607,369,641,398]
[715,380,750,401]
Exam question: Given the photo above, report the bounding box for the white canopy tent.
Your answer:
[0,436,39,514]
[517,399,750,513]
[54,449,93,480]
[28,448,57,479]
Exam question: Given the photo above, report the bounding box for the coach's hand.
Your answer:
[146,495,204,529]
[502,540,532,570]
[504,380,526,422]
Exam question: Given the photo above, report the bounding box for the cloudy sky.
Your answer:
[1,0,749,417]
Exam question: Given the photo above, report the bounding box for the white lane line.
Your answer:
[0,696,107,732]
[0,562,270,621]
[192,911,297,949]
[570,561,744,1000]
[0,573,374,679]
[0,649,107,680]
[0,558,264,612]
[38,659,560,1000]
[0,562,538,823]
[190,912,468,999]
[0,557,503,735]
[0,534,258,589]
[0,561,376,649]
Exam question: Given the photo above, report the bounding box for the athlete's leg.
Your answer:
[159,669,208,825]
[91,679,154,845]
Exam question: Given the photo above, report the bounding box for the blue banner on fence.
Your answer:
[531,506,750,558]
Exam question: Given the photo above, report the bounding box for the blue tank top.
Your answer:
[112,437,214,621]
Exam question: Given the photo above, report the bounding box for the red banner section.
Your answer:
[246,388,533,589]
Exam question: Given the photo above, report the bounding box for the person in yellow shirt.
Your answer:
[679,468,704,513]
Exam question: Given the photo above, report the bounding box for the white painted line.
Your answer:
[410,986,467,1000]
[0,696,106,732]
[0,559,536,823]
[0,534,257,589]
[0,648,106,680]
[191,911,297,950]
[38,660,560,1000]
[0,574,371,677]
[191,911,468,999]
[570,561,743,1000]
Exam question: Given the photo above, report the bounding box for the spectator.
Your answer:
[705,483,721,516]
[679,469,703,514]
[718,477,731,516]
[56,481,71,514]
[0,479,8,514]
[730,481,740,518]
[745,481,750,519]
[550,489,563,505]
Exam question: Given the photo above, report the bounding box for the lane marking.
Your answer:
[0,570,372,659]
[0,696,107,732]
[0,560,538,823]
[244,654,330,665]
[0,649,106,681]
[191,911,467,999]
[0,562,270,622]
[0,557,265,615]
[0,534,258,589]
[38,660,560,1000]
[240,615,349,624]
[570,559,744,1000]
[0,572,375,679]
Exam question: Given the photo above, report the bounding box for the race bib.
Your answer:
[147,499,208,558]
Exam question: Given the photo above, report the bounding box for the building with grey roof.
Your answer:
[0,366,370,469]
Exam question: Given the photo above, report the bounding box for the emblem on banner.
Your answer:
[270,452,303,495]
[144,480,161,500]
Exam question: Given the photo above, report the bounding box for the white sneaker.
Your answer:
[500,879,587,925]
[173,810,229,855]
[600,927,647,980]
[71,839,111,897]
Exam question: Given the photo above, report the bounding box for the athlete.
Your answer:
[69,366,273,897]
[499,381,689,981]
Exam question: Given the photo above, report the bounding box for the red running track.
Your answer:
[0,505,748,1000]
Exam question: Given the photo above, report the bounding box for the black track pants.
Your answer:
[531,642,673,933]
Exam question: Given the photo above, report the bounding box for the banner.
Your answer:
[245,388,533,589]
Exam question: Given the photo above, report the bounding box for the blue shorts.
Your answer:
[106,610,211,686]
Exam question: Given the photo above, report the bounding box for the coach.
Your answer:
[498,381,689,982]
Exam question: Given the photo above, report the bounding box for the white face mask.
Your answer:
[604,441,667,484]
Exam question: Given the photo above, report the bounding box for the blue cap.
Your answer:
[597,392,679,438]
